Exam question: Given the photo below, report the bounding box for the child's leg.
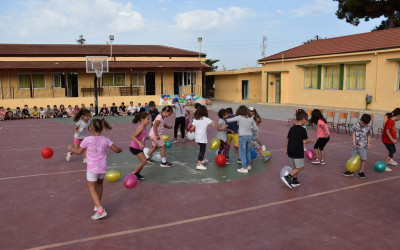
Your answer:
[359,160,366,173]
[173,118,179,139]
[238,137,246,168]
[180,118,185,139]
[226,135,232,158]
[384,144,396,164]
[87,181,102,208]
[133,152,147,173]
[147,145,158,157]
[197,143,206,166]
[160,145,166,158]
[96,179,104,203]
[320,149,325,161]
[245,138,252,168]
[291,166,304,179]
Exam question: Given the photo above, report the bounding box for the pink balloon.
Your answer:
[123,174,138,189]
[305,149,314,160]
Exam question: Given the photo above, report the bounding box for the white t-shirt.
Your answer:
[74,119,89,139]
[192,117,212,143]
[127,105,137,113]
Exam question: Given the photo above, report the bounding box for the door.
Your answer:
[242,80,248,100]
[174,72,183,95]
[145,72,156,95]
[275,76,280,103]
[66,73,78,97]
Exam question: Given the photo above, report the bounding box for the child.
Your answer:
[89,103,96,116]
[225,107,241,164]
[137,103,144,112]
[127,101,137,116]
[39,107,46,119]
[66,109,91,163]
[382,108,400,171]
[22,105,30,119]
[252,115,270,161]
[68,118,122,220]
[309,109,330,165]
[226,105,258,173]
[342,114,372,177]
[45,105,53,118]
[0,107,5,121]
[59,104,68,118]
[73,105,80,116]
[281,110,314,189]
[149,101,159,123]
[172,98,188,143]
[184,107,191,131]
[146,105,174,167]
[100,104,109,116]
[119,102,127,116]
[66,105,74,117]
[144,103,150,112]
[192,105,216,170]
[216,108,229,164]
[110,103,119,116]
[249,107,266,151]
[14,107,22,119]
[130,112,153,180]
[5,108,13,120]
[52,105,60,118]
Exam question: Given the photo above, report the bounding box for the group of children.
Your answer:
[281,108,400,189]
[99,101,152,116]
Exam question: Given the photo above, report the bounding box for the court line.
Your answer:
[0,170,85,181]
[28,175,400,250]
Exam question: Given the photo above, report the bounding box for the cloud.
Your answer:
[174,7,252,31]
[275,9,285,15]
[290,0,335,17]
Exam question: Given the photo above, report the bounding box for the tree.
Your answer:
[203,58,219,98]
[204,58,219,72]
[76,35,86,45]
[303,35,325,44]
[333,0,400,30]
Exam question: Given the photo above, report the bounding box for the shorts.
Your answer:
[151,136,165,147]
[74,138,83,145]
[383,143,396,158]
[87,172,106,182]
[129,146,143,155]
[227,134,239,147]
[251,140,260,149]
[351,148,368,161]
[289,157,304,169]
[314,137,330,150]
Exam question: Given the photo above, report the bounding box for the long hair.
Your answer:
[235,105,251,118]
[218,108,227,119]
[90,118,112,133]
[161,105,173,114]
[309,109,326,125]
[73,108,91,122]
[132,111,150,124]
[194,105,208,119]
[253,114,262,123]
[385,108,400,119]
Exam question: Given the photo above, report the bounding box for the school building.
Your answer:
[208,27,400,111]
[0,44,207,109]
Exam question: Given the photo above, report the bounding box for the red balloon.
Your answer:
[186,125,195,132]
[215,154,226,166]
[41,147,54,159]
[305,149,314,160]
[124,174,138,189]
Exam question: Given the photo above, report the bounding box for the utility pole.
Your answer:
[261,35,267,57]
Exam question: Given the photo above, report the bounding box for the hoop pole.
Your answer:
[94,75,99,116]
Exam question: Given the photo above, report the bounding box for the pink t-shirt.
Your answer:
[130,124,147,149]
[317,119,330,138]
[80,135,113,174]
[149,114,164,138]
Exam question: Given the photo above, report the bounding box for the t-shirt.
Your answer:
[119,105,126,112]
[80,136,113,174]
[0,110,5,116]
[173,103,185,117]
[287,125,309,158]
[22,109,29,115]
[251,126,259,141]
[14,110,21,116]
[110,106,118,113]
[127,105,137,114]
[382,118,396,144]
[101,107,109,114]
[226,114,238,134]
[149,114,165,138]
[144,106,150,112]
[46,109,53,114]
[226,115,257,137]
[39,110,45,115]
[149,108,159,122]
[352,122,371,148]
[216,118,227,142]
[317,119,330,138]
[66,109,73,115]
[193,117,213,143]
[130,125,147,149]
[74,119,89,139]
[32,110,39,115]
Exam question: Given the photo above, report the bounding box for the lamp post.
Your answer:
[109,35,114,60]
[198,37,202,61]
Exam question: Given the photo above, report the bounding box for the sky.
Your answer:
[0,0,385,70]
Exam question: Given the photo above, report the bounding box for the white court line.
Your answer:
[28,174,400,250]
[0,170,85,181]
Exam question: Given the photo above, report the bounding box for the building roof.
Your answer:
[258,27,400,62]
[0,44,206,57]
[206,67,262,76]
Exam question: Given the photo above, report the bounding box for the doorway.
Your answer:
[174,72,183,95]
[145,72,156,95]
[242,80,249,100]
[66,73,78,97]
[275,75,280,103]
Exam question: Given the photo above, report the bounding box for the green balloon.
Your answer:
[165,140,172,148]
[374,161,387,172]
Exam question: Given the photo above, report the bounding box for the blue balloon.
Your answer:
[250,148,257,160]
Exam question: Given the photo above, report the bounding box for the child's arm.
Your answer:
[131,126,144,149]
[320,124,329,138]
[68,145,85,155]
[352,133,357,148]
[285,139,288,155]
[109,144,122,153]
[153,120,161,139]
[217,122,226,131]
[74,125,80,133]
[303,138,314,144]
[385,128,398,144]
[367,134,372,148]
[210,121,216,127]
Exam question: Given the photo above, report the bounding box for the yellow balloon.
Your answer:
[210,138,221,150]
[346,154,361,172]
[161,134,169,142]
[264,151,271,157]
[105,170,122,182]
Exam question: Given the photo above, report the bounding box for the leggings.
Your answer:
[218,140,229,156]
[174,117,186,139]
[384,143,396,158]
[314,137,330,150]
[198,143,206,161]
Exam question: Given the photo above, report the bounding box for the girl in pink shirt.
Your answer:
[68,118,122,220]
[130,112,153,180]
[309,109,330,165]
[146,106,174,167]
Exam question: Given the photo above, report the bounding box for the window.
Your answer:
[131,72,145,86]
[346,64,366,90]
[324,65,340,89]
[182,71,198,86]
[102,72,125,87]
[18,73,45,89]
[52,73,64,88]
[304,67,318,89]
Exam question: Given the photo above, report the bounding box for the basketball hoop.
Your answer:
[86,56,108,78]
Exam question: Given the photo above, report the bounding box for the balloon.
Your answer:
[123,174,138,189]
[305,149,314,160]
[186,125,195,132]
[215,154,226,166]
[346,155,361,172]
[105,170,122,182]
[374,161,387,172]
[187,131,195,140]
[41,147,54,159]
[152,151,162,161]
[143,147,149,158]
[264,151,271,157]
[210,138,221,150]
[165,140,172,148]
[161,134,169,142]
[280,166,293,178]
[250,148,257,160]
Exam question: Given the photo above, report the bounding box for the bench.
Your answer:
[119,87,140,96]
[81,87,103,97]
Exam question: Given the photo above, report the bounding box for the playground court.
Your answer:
[1,102,400,249]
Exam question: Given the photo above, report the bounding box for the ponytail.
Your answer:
[90,118,112,133]
[73,108,91,122]
[132,112,150,124]
[385,108,400,119]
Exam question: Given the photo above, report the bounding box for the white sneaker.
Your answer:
[388,159,398,166]
[66,152,72,162]
[94,206,98,211]
[385,166,392,172]
[196,164,207,170]
[202,159,209,164]
[83,158,87,164]
[91,208,107,220]
[261,145,266,152]
[237,168,248,173]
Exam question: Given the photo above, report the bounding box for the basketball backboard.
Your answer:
[86,56,109,78]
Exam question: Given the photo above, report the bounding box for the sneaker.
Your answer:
[202,159,209,164]
[388,159,398,166]
[264,155,271,161]
[385,166,392,172]
[146,158,154,164]
[225,160,230,165]
[181,138,186,142]
[160,161,172,167]
[291,179,301,187]
[342,171,354,176]
[91,208,107,220]
[280,175,292,189]
[358,172,366,178]
[93,206,98,212]
[196,164,207,170]
[172,138,178,143]
[134,172,146,180]
[320,160,326,165]
[237,168,248,173]
[237,158,242,163]
[311,159,320,164]
[83,158,87,164]
[66,152,72,162]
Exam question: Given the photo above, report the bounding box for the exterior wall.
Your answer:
[214,74,240,101]
[238,72,262,102]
